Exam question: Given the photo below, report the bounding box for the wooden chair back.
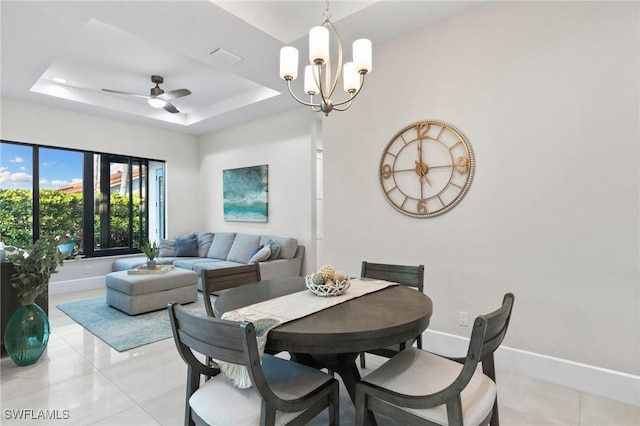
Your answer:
[202,263,261,317]
[361,261,424,292]
[168,302,339,426]
[454,293,515,395]
[359,261,425,366]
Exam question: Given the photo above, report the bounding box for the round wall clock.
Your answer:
[379,120,474,218]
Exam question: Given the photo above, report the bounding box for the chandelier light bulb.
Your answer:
[304,65,320,95]
[280,46,299,80]
[353,39,372,73]
[309,26,329,64]
[343,62,359,93]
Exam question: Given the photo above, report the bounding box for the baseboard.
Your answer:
[49,277,105,295]
[423,329,640,407]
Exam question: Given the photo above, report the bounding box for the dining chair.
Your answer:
[355,293,514,426]
[202,263,261,318]
[359,261,425,368]
[168,302,340,426]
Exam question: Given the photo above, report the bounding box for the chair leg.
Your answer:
[417,334,423,349]
[329,381,340,426]
[359,351,366,369]
[483,355,499,426]
[490,399,500,426]
[355,384,366,426]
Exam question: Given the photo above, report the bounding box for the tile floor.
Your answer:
[1,288,639,426]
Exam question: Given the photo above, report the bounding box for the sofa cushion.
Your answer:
[173,258,214,270]
[159,239,176,257]
[260,236,298,259]
[192,260,246,275]
[207,232,237,260]
[227,234,261,264]
[176,235,199,257]
[248,245,271,264]
[196,232,214,257]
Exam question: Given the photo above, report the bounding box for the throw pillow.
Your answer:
[196,232,214,257]
[248,245,271,264]
[175,235,199,257]
[158,239,176,257]
[218,317,281,389]
[266,239,280,260]
[246,245,263,264]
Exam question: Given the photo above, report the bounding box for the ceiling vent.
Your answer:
[210,48,243,65]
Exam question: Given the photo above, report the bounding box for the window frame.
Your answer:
[0,139,165,258]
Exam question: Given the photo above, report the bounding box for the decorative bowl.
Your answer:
[305,274,351,297]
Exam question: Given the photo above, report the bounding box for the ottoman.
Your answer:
[106,268,198,315]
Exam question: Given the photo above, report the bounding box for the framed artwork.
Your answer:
[223,165,268,222]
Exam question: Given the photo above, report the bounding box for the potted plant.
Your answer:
[4,237,65,366]
[55,234,77,256]
[135,240,160,269]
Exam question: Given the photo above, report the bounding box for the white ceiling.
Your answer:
[1,1,481,136]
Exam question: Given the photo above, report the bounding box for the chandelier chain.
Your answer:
[323,0,331,20]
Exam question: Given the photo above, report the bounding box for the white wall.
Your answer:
[197,107,317,274]
[1,98,200,286]
[323,0,639,378]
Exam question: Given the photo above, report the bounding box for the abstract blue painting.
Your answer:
[223,165,268,222]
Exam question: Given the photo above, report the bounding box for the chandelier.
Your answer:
[279,1,372,116]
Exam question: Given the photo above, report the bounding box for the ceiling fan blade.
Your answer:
[101,88,149,99]
[159,89,191,100]
[163,101,180,113]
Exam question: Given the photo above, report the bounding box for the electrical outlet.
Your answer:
[459,311,469,327]
[85,266,92,275]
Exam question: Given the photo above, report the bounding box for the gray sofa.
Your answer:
[112,231,304,291]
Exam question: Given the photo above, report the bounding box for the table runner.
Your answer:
[221,278,397,324]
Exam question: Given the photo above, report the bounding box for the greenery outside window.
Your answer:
[0,140,166,257]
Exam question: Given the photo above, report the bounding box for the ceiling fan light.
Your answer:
[148,98,166,108]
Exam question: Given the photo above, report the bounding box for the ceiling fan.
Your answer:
[102,75,191,113]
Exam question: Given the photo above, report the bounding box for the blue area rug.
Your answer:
[56,295,205,352]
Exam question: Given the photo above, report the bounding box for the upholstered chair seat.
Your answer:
[359,348,496,425]
[190,354,336,425]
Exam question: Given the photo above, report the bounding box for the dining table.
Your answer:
[213,276,433,406]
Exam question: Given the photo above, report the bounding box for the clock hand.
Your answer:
[422,171,432,186]
[415,161,430,184]
[415,140,423,178]
[414,139,432,185]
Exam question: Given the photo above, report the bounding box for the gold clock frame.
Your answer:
[378,120,475,218]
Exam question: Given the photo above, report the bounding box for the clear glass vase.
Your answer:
[4,302,50,366]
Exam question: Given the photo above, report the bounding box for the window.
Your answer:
[0,140,166,257]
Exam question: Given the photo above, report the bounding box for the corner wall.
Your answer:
[322,0,639,386]
[197,107,317,275]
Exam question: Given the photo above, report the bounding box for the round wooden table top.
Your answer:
[214,276,433,355]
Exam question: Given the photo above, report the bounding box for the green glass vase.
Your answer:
[4,302,50,366]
